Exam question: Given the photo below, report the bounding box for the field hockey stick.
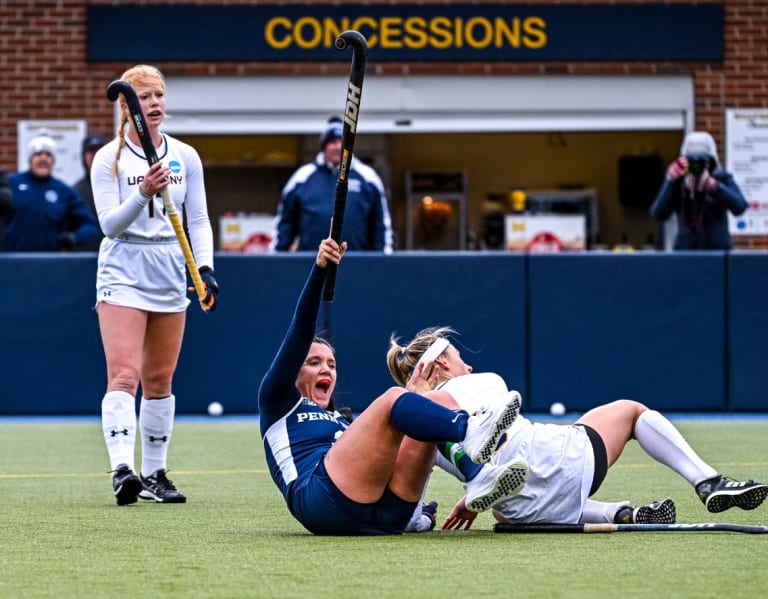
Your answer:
[106,79,210,312]
[494,522,768,534]
[323,30,368,303]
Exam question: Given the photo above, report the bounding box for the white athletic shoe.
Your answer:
[461,391,521,464]
[465,455,529,512]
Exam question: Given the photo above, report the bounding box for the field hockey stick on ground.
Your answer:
[106,79,210,312]
[494,522,768,534]
[323,30,368,303]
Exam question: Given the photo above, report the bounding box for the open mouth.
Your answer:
[316,378,331,393]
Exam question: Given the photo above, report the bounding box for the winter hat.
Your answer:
[27,135,57,161]
[319,116,343,149]
[81,132,107,168]
[680,131,720,166]
[82,132,107,153]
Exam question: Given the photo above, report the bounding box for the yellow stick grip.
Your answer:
[161,189,209,311]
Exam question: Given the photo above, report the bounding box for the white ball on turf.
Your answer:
[549,402,566,416]
[207,401,224,416]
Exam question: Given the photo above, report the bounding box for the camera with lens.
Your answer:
[685,154,710,177]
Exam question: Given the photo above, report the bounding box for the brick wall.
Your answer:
[1,0,765,172]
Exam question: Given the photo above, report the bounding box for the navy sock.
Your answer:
[437,441,483,481]
[390,392,468,442]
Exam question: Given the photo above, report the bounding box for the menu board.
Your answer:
[726,109,768,235]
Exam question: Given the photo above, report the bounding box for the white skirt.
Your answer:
[440,373,594,524]
[96,235,190,312]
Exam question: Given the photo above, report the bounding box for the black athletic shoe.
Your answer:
[421,501,439,531]
[112,463,142,506]
[614,498,676,524]
[696,475,768,513]
[139,469,187,504]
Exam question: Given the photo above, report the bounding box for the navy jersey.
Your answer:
[258,264,349,505]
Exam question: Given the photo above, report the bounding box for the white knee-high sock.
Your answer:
[580,499,630,524]
[139,395,175,477]
[634,410,718,486]
[102,391,137,471]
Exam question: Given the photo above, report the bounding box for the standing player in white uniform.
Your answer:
[387,327,767,528]
[91,64,219,506]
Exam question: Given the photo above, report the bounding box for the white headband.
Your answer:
[414,338,450,375]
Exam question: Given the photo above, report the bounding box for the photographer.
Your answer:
[651,131,748,250]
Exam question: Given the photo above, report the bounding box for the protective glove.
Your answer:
[666,157,688,181]
[58,231,78,250]
[196,266,219,312]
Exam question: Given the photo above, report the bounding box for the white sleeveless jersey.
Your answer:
[441,373,593,524]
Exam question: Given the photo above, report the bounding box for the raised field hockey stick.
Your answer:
[494,522,768,535]
[323,30,368,303]
[106,79,210,312]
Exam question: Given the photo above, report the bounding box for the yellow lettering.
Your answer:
[323,17,348,47]
[494,17,521,48]
[350,16,378,47]
[264,17,292,50]
[403,17,428,49]
[465,16,492,49]
[380,17,403,48]
[294,17,322,49]
[429,17,452,49]
[263,13,548,54]
[523,17,547,49]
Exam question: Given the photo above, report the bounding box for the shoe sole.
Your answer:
[634,498,676,524]
[706,485,768,513]
[466,458,528,512]
[138,490,187,504]
[470,392,521,464]
[114,475,142,506]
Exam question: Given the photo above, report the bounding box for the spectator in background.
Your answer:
[272,116,393,253]
[72,132,108,250]
[3,135,100,252]
[0,166,12,249]
[650,131,748,250]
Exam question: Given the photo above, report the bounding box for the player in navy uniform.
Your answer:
[258,237,529,535]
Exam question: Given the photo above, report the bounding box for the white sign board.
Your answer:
[725,109,768,235]
[17,119,87,186]
[219,213,275,253]
[505,214,586,252]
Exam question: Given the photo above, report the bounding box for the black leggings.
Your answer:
[576,424,608,496]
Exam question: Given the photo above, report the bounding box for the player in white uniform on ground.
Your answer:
[387,327,768,528]
[91,64,219,506]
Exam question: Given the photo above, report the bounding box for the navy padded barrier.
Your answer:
[527,252,726,413]
[3,251,764,415]
[727,253,768,412]
[0,254,105,415]
[177,254,316,415]
[330,252,528,412]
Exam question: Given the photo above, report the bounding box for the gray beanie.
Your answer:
[27,135,57,162]
[681,131,720,166]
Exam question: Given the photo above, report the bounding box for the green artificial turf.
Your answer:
[1,419,766,598]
